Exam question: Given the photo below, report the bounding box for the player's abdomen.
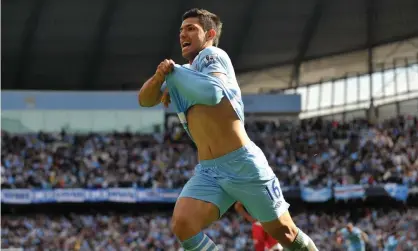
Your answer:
[187,98,250,161]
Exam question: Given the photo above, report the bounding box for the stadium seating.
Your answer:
[2,209,417,250]
[1,115,418,250]
[2,116,417,189]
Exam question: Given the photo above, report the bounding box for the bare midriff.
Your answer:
[187,98,251,161]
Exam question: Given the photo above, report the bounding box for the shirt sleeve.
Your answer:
[196,47,228,75]
[165,64,224,106]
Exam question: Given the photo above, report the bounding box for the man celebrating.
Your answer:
[138,8,318,251]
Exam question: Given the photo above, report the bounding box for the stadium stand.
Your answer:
[2,207,418,250]
[2,115,418,250]
[2,209,418,251]
[2,116,417,189]
[2,1,418,251]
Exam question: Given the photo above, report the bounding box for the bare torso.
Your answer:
[187,97,251,161]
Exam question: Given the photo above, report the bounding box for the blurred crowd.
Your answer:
[2,209,417,251]
[2,115,418,189]
[250,115,418,187]
[2,115,418,251]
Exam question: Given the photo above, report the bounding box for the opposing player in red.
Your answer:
[235,202,283,251]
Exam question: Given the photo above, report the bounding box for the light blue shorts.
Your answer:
[178,141,290,222]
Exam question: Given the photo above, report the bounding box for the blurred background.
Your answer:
[1,0,418,250]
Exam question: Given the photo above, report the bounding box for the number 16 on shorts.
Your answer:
[265,178,282,201]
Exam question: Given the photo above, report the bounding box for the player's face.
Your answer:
[179,17,207,61]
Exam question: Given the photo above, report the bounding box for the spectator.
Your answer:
[1,209,417,251]
[2,116,416,189]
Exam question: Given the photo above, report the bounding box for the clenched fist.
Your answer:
[155,59,175,80]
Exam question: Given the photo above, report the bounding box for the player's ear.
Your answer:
[206,29,216,42]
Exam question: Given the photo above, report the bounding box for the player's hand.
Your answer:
[161,89,171,108]
[155,59,175,80]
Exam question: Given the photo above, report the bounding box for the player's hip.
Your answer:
[196,141,275,182]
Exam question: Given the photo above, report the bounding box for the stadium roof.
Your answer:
[2,0,418,93]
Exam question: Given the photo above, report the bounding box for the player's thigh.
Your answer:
[223,175,295,245]
[217,144,296,243]
[218,143,290,222]
[172,197,219,234]
[172,167,235,237]
[224,175,290,223]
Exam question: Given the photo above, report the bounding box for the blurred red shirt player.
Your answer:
[234,202,283,251]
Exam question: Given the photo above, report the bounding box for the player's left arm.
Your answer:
[208,72,228,84]
[197,51,230,103]
[197,49,229,84]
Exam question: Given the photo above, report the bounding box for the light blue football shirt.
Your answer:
[339,227,366,251]
[163,46,244,140]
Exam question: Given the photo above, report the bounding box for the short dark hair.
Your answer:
[182,8,223,47]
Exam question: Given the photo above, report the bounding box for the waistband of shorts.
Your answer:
[199,141,256,167]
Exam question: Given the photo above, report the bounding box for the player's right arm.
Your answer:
[138,59,174,107]
[234,202,256,223]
